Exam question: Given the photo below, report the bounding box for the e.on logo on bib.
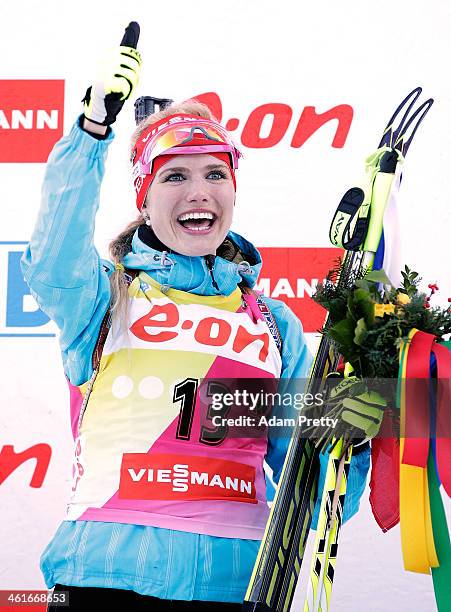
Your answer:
[0,80,64,162]
[119,453,257,503]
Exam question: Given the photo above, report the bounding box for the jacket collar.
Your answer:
[121,227,262,296]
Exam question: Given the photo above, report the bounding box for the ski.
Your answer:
[242,87,433,612]
[302,88,434,612]
[303,441,350,612]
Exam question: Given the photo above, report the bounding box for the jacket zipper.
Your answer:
[204,254,220,291]
[77,367,99,435]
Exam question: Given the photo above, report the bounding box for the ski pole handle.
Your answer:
[134,96,174,125]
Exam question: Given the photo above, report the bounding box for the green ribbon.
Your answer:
[399,338,451,609]
[430,340,451,610]
[428,449,451,610]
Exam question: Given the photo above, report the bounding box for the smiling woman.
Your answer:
[143,152,235,252]
[108,99,240,330]
[20,22,370,612]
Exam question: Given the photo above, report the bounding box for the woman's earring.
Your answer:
[143,214,151,226]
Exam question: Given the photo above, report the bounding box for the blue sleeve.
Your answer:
[20,117,115,386]
[261,296,370,525]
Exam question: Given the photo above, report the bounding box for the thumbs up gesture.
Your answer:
[83,22,141,126]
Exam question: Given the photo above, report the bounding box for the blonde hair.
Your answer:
[108,99,216,333]
[130,99,215,157]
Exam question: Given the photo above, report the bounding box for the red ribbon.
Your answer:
[431,343,451,497]
[402,330,435,468]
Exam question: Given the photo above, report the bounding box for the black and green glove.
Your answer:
[311,376,386,452]
[82,22,142,126]
[329,376,386,443]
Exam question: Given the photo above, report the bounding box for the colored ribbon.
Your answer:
[428,446,451,610]
[399,329,438,574]
[401,329,434,467]
[369,409,400,532]
[431,341,451,498]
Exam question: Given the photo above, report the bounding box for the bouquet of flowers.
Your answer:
[310,262,451,447]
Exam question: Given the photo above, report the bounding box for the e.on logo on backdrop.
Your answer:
[256,247,343,333]
[193,92,353,149]
[0,80,64,162]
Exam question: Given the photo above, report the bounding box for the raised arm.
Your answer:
[20,22,142,385]
[20,119,115,357]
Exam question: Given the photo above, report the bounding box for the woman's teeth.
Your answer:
[177,212,216,231]
[178,212,214,221]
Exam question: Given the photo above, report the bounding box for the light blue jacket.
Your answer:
[21,118,370,603]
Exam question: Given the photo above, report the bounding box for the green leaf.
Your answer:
[329,298,347,322]
[354,279,371,292]
[354,317,368,346]
[365,269,393,286]
[387,287,398,302]
[346,294,358,322]
[329,318,356,353]
[353,288,375,325]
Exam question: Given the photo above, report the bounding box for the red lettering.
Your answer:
[194,317,232,346]
[192,92,223,121]
[0,444,51,488]
[241,103,292,148]
[233,326,269,362]
[130,303,179,342]
[0,80,64,162]
[119,453,256,503]
[290,105,353,149]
